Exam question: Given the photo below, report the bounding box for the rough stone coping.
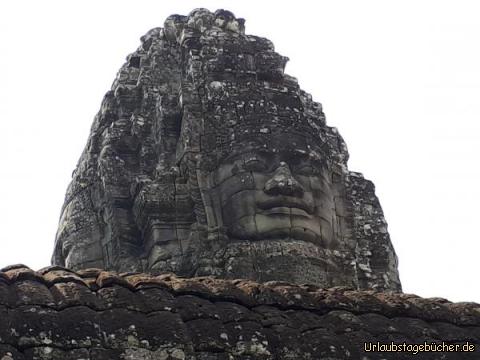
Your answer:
[0,264,478,327]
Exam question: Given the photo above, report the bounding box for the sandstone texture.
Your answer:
[5,8,478,360]
[51,8,400,291]
[0,265,478,360]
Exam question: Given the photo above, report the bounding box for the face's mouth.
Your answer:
[260,206,312,218]
[257,196,314,216]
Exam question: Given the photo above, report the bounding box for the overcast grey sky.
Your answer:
[1,0,479,302]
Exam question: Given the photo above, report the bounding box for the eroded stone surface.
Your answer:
[0,266,479,359]
[51,8,400,291]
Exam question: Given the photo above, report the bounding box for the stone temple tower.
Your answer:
[52,9,401,292]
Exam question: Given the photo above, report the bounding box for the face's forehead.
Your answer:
[222,136,326,164]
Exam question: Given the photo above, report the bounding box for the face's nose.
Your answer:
[264,162,305,197]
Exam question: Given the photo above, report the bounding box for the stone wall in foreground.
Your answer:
[0,265,478,359]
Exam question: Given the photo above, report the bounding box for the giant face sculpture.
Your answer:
[52,9,401,291]
[209,146,336,247]
[172,108,354,285]
[180,139,348,286]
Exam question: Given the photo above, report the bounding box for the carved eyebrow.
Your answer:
[276,149,311,161]
[221,149,268,164]
[289,152,325,169]
[306,150,323,162]
[231,149,270,161]
[292,148,322,158]
[244,152,268,162]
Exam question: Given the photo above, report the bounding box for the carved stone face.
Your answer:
[208,146,338,248]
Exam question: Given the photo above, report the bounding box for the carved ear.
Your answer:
[132,180,176,231]
[132,171,196,270]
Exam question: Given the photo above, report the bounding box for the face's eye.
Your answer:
[243,158,268,172]
[294,164,321,176]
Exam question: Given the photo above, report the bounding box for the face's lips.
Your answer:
[260,206,312,218]
[257,195,314,215]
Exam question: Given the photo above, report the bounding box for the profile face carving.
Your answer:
[208,147,336,248]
